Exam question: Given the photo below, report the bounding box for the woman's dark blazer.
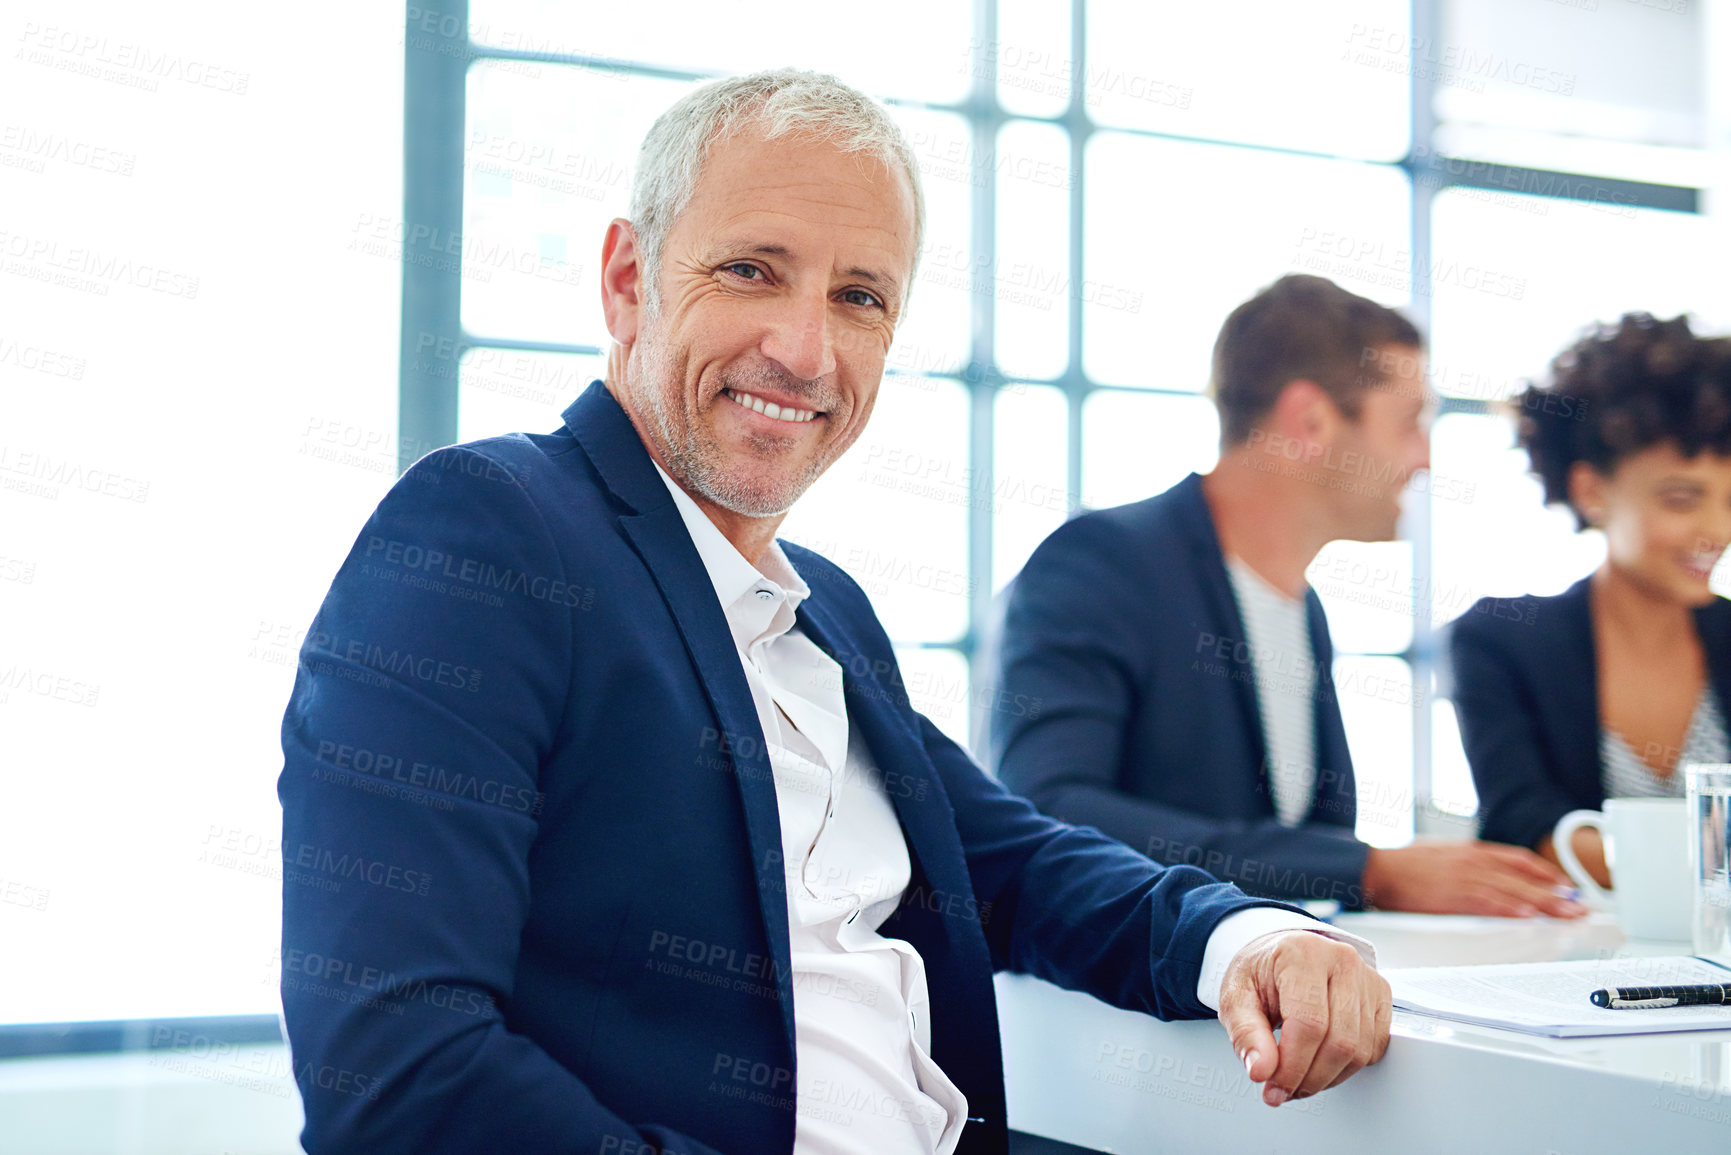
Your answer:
[1449,576,1731,851]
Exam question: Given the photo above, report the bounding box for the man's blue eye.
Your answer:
[724,264,762,280]
[843,289,882,308]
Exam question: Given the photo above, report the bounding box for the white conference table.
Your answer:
[5,914,1727,1153]
[997,912,1731,1155]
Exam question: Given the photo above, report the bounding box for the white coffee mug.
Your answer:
[1553,798,1693,940]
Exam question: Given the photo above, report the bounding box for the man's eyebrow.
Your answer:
[704,242,794,263]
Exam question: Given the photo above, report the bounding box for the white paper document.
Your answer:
[1386,955,1731,1037]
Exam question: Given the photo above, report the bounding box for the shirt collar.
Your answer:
[652,462,811,640]
[1226,554,1303,608]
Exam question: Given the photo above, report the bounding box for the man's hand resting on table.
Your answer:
[1362,840,1587,917]
[1218,931,1392,1107]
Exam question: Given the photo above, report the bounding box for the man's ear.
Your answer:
[600,218,645,347]
[1271,379,1341,446]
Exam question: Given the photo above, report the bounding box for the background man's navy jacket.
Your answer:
[1450,576,1731,850]
[991,473,1370,908]
[279,384,1283,1155]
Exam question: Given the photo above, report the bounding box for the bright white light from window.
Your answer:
[889,109,974,381]
[463,64,695,347]
[1431,700,1481,820]
[1430,412,1603,622]
[471,0,974,106]
[1334,656,1416,847]
[1080,391,1218,511]
[995,0,1074,119]
[1308,541,1415,656]
[1084,134,1410,390]
[1429,191,1727,403]
[993,385,1070,592]
[0,7,406,1023]
[896,647,974,751]
[1086,0,1411,160]
[994,120,1071,382]
[458,350,605,444]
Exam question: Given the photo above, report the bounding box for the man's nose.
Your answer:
[760,291,838,383]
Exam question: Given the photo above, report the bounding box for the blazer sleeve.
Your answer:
[279,446,725,1155]
[922,713,1298,1020]
[992,514,1370,905]
[1448,608,1581,851]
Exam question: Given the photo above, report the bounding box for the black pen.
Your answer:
[1589,983,1731,1009]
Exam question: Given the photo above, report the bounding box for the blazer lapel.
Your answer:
[790,593,979,933]
[1553,578,1599,783]
[1697,597,1731,716]
[564,383,797,1054]
[1304,592,1357,828]
[1170,474,1272,796]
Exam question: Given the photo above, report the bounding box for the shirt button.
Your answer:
[756,589,774,600]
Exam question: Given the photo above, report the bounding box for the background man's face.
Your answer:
[1330,342,1432,541]
[624,129,917,519]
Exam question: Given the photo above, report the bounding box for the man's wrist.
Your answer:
[1196,907,1378,1011]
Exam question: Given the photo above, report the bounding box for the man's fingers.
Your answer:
[1217,970,1280,1086]
[1449,845,1585,917]
[1323,973,1389,1091]
[1264,965,1330,1105]
[1532,890,1589,918]
[1456,883,1542,918]
[1370,974,1393,1064]
[1479,842,1571,884]
[1291,972,1359,1100]
[1479,873,1585,919]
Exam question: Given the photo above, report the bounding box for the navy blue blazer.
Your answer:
[278,384,1284,1155]
[1449,576,1731,851]
[991,473,1370,908]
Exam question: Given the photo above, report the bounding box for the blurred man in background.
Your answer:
[993,274,1584,919]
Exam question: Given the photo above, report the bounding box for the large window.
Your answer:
[1,8,408,1024]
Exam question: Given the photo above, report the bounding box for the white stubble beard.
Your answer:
[628,321,837,519]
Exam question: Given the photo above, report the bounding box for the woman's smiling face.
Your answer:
[1574,442,1731,605]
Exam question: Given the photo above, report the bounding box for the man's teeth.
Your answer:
[726,389,818,423]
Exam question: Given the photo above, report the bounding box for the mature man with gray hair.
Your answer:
[279,69,1391,1155]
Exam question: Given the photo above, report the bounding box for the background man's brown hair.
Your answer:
[1210,274,1423,448]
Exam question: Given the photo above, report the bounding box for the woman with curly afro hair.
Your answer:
[1450,313,1731,889]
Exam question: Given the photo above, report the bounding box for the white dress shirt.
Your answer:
[1226,556,1317,827]
[652,466,1372,1153]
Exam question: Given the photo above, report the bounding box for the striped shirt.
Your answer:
[1600,687,1729,799]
